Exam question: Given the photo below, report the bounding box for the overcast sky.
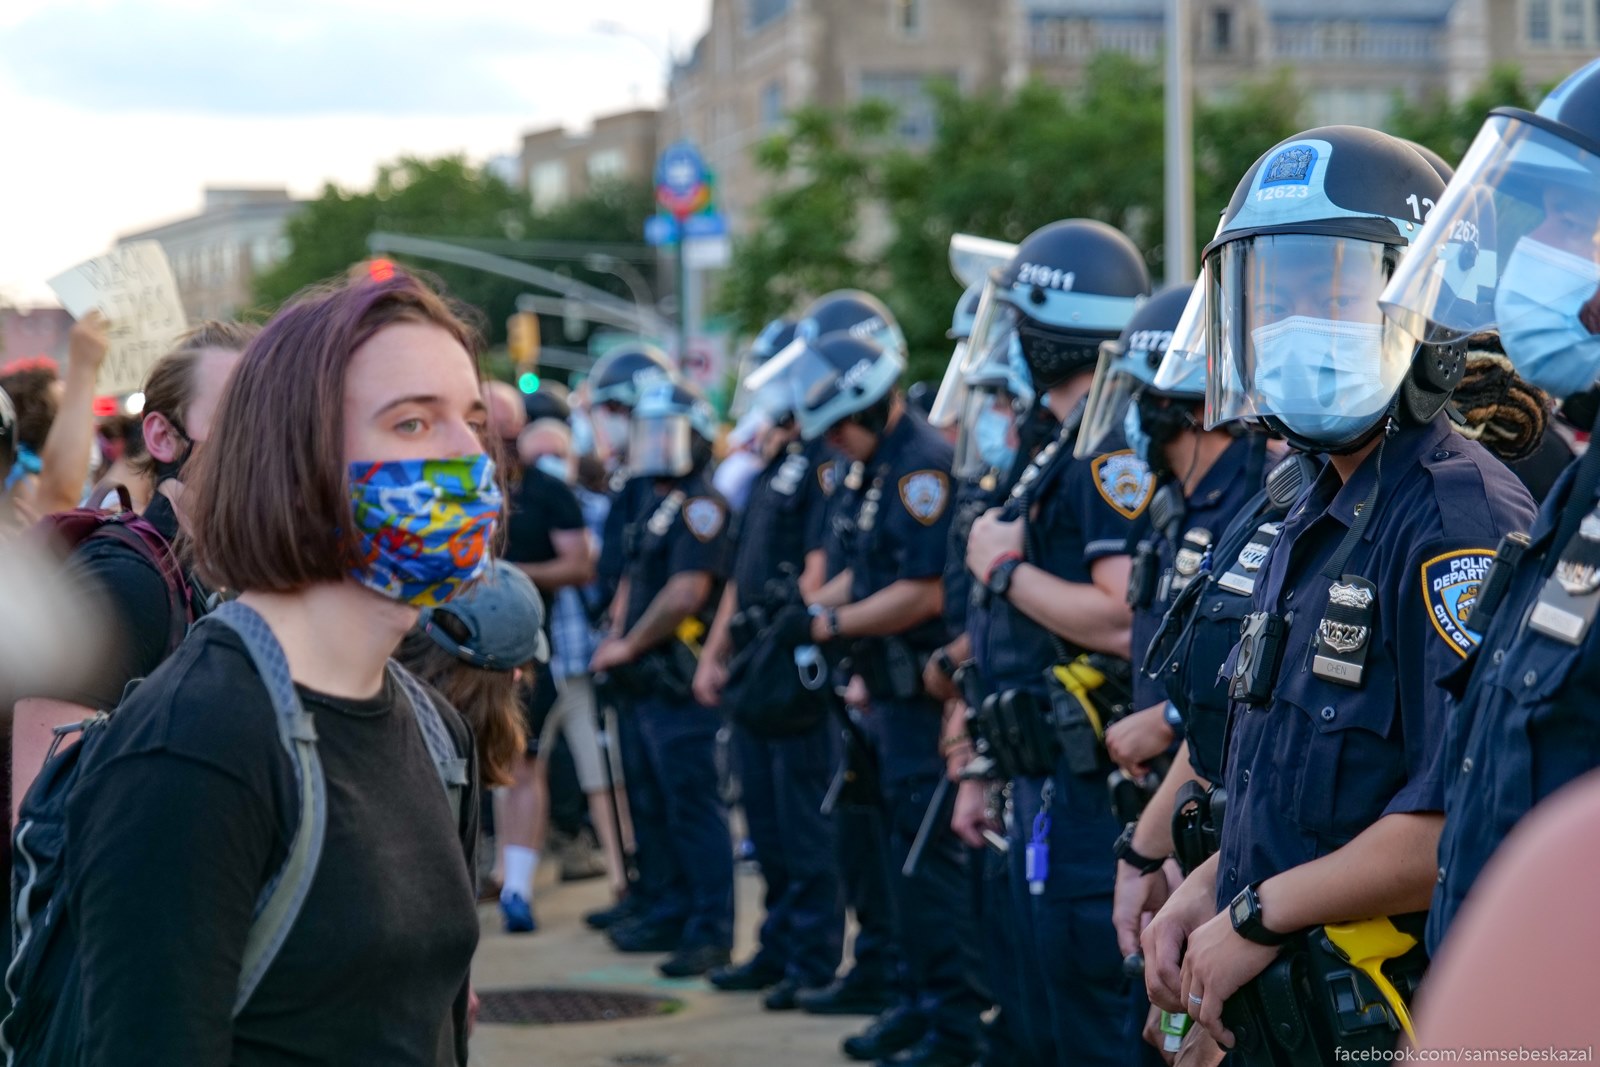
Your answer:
[0,0,712,304]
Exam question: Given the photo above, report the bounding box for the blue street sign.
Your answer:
[655,141,712,221]
[682,212,727,239]
[645,215,680,246]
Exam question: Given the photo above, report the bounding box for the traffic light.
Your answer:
[508,311,541,366]
[517,372,541,394]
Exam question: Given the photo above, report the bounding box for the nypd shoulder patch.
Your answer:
[898,470,950,526]
[818,463,839,498]
[1091,450,1155,520]
[684,497,726,542]
[1421,548,1495,658]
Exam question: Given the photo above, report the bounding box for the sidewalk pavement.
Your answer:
[469,865,861,1067]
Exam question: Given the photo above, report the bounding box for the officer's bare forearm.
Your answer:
[835,578,942,639]
[799,548,828,600]
[1257,812,1445,933]
[808,570,854,609]
[702,582,739,665]
[1132,742,1199,858]
[608,578,631,637]
[624,572,712,653]
[1005,562,1133,657]
[940,633,972,663]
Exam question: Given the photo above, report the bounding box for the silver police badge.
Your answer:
[898,471,950,526]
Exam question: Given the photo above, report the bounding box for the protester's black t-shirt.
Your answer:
[502,466,585,611]
[66,624,480,1067]
[65,493,193,708]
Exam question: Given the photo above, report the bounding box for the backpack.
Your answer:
[34,488,197,658]
[0,600,470,1065]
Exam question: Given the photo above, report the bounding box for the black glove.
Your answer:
[767,603,817,650]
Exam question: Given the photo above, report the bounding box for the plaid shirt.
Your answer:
[550,485,612,679]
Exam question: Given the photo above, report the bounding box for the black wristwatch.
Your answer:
[986,555,1024,598]
[1229,881,1292,946]
[1112,822,1166,876]
[933,648,958,679]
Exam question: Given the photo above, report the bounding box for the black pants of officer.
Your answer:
[874,696,989,1051]
[835,802,902,991]
[616,699,683,927]
[635,695,735,949]
[733,723,845,987]
[971,836,1040,1067]
[1008,771,1139,1067]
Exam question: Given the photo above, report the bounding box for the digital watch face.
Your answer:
[1231,892,1252,928]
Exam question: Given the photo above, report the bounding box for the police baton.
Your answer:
[901,775,952,878]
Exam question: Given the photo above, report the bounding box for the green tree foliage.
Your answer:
[723,54,1306,383]
[1388,65,1545,167]
[252,158,655,347]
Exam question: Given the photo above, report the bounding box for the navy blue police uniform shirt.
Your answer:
[835,412,954,779]
[598,473,654,598]
[944,474,1003,639]
[621,470,731,636]
[1129,435,1266,712]
[1430,459,1600,952]
[1149,454,1316,786]
[969,429,1154,699]
[1214,417,1536,912]
[733,438,835,611]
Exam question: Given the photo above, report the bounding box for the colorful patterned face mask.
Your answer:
[347,455,502,608]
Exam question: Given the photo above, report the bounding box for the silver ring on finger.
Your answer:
[1189,993,1204,1008]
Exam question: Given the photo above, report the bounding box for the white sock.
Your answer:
[502,847,539,901]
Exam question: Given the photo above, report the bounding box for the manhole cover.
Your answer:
[476,987,680,1026]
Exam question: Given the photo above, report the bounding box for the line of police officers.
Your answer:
[579,54,1600,1067]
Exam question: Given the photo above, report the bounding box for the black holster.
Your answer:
[969,688,1057,780]
[1223,925,1427,1067]
[1171,780,1225,876]
[609,640,697,703]
[852,636,926,701]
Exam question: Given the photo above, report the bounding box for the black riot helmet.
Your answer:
[0,385,15,474]
[794,290,907,360]
[982,220,1152,393]
[730,317,798,420]
[588,343,673,410]
[1205,125,1455,455]
[1076,282,1197,460]
[786,333,906,442]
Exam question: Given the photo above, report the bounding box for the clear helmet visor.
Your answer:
[1074,340,1144,459]
[926,339,969,430]
[1152,267,1212,397]
[949,233,1019,288]
[958,276,1018,377]
[740,336,808,411]
[953,383,1019,480]
[1382,114,1600,343]
[1204,233,1417,449]
[592,403,632,461]
[627,413,693,477]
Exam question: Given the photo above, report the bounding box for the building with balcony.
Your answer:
[116,187,303,322]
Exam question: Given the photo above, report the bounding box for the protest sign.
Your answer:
[48,242,188,396]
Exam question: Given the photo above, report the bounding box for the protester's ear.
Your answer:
[142,411,184,464]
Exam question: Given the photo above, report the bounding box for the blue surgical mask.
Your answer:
[1122,401,1151,464]
[1251,316,1394,444]
[1495,238,1600,397]
[535,454,570,482]
[974,406,1016,472]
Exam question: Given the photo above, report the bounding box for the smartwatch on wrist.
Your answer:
[1230,881,1292,946]
[1112,822,1166,876]
[986,554,1024,597]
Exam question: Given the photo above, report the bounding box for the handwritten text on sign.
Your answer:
[48,242,188,396]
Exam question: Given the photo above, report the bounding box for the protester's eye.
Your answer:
[394,417,426,435]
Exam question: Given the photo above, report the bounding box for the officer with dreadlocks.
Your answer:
[1379,56,1600,955]
[959,218,1155,1067]
[1141,126,1536,1064]
[765,316,987,1067]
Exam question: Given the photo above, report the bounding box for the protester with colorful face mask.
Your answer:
[1379,56,1600,960]
[58,270,493,1065]
[1141,127,1538,1065]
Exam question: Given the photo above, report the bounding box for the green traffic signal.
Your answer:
[518,372,541,394]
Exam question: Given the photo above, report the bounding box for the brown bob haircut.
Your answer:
[132,320,260,479]
[185,270,484,594]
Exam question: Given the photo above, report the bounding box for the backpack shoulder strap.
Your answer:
[95,515,195,652]
[203,600,327,1017]
[387,662,469,825]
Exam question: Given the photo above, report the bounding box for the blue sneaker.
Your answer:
[500,892,537,934]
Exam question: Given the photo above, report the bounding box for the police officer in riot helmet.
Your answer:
[769,327,986,1067]
[587,342,674,468]
[959,218,1155,1067]
[694,337,846,1008]
[1379,56,1600,956]
[1140,126,1537,1062]
[589,379,737,977]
